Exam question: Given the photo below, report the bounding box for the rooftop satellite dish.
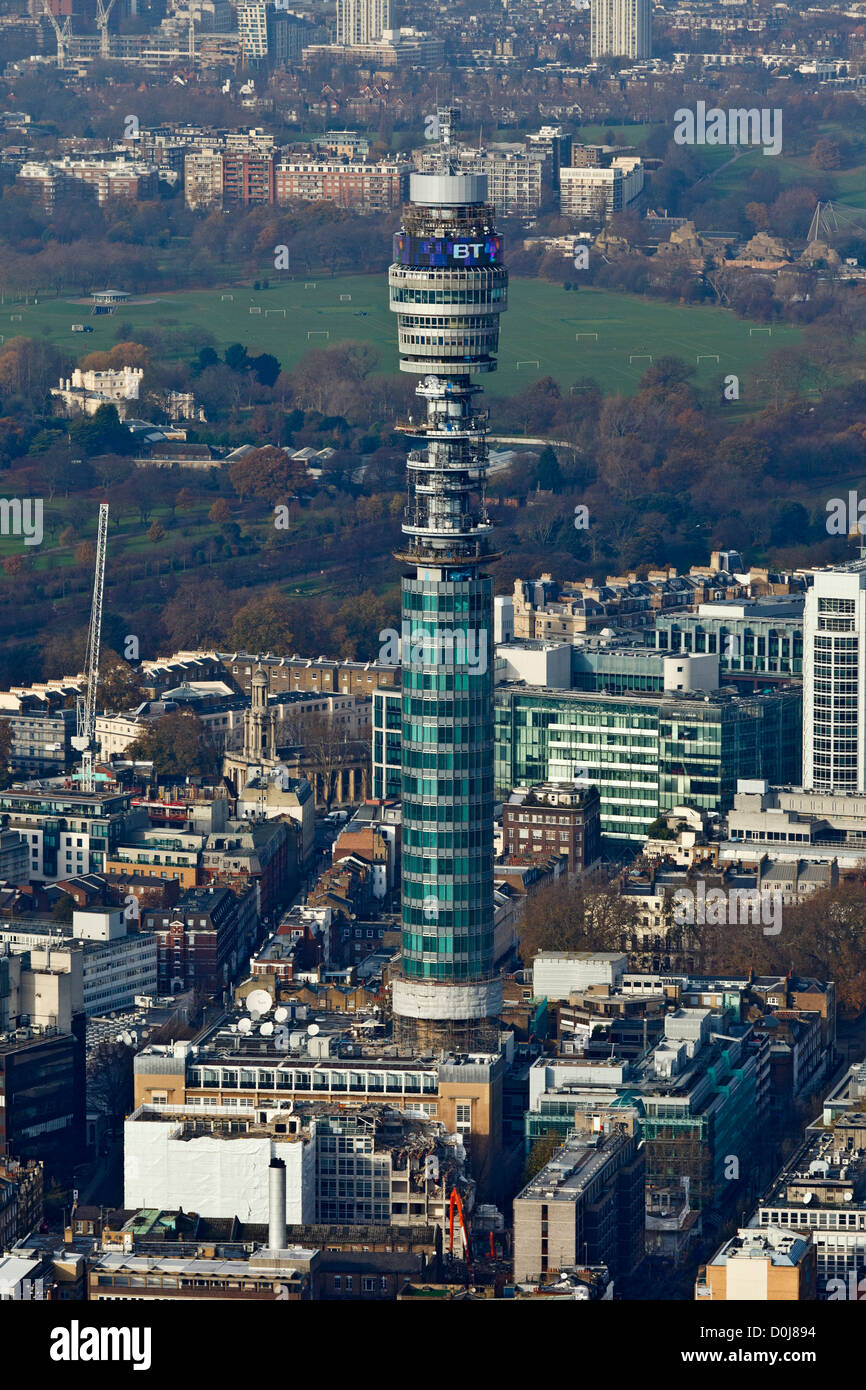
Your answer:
[229,1023,239,1032]
[307,1023,320,1036]
[237,1016,253,1034]
[274,1030,290,1052]
[260,1021,274,1036]
[246,988,273,1016]
[121,1031,133,1046]
[274,1007,289,1023]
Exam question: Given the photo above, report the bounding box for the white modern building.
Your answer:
[532,951,628,1003]
[590,0,652,60]
[337,0,389,45]
[559,158,644,220]
[237,1,269,59]
[803,564,866,793]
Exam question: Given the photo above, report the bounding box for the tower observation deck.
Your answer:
[388,111,507,1051]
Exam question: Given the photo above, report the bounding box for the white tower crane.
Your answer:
[42,0,72,67]
[95,0,116,61]
[72,503,109,795]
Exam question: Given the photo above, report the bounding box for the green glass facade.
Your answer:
[495,689,659,847]
[494,687,802,849]
[400,576,495,982]
[653,610,803,680]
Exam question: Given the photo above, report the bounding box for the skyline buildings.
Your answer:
[387,111,507,1050]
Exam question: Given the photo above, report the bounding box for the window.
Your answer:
[455,1102,472,1135]
[362,1277,375,1292]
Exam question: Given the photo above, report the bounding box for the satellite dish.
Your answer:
[115,1033,124,1043]
[237,1016,253,1034]
[274,1007,289,1024]
[246,988,273,1016]
[260,1021,274,1036]
[229,1023,238,1032]
[307,1023,320,1037]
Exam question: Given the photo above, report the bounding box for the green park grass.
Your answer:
[6,275,802,397]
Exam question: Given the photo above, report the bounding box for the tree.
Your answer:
[534,444,562,492]
[812,139,842,171]
[224,342,249,372]
[297,710,366,810]
[523,1128,563,1184]
[161,576,231,649]
[52,894,75,922]
[126,708,219,777]
[147,521,166,543]
[517,875,638,962]
[249,352,281,388]
[209,498,232,525]
[229,587,294,653]
[68,403,134,458]
[79,341,150,372]
[0,717,12,772]
[86,1040,133,1123]
[97,650,145,712]
[229,446,307,505]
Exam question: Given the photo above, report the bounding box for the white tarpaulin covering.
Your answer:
[124,1117,315,1223]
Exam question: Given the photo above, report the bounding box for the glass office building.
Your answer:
[494,686,802,853]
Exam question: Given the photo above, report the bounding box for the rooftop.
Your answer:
[517,1131,627,1204]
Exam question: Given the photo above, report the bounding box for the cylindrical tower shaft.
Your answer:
[388,154,508,1051]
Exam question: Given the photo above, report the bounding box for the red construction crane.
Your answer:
[448,1187,471,1265]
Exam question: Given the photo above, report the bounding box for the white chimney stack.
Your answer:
[268,1157,286,1251]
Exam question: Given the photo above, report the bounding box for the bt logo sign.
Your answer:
[452,243,485,259]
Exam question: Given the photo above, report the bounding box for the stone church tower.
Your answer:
[242,667,277,763]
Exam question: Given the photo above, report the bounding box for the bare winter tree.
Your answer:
[86,1040,134,1123]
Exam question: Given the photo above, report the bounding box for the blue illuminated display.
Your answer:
[393,233,502,268]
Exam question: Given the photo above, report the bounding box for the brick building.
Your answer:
[220,652,399,698]
[503,782,602,874]
[274,160,408,211]
[144,885,240,996]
